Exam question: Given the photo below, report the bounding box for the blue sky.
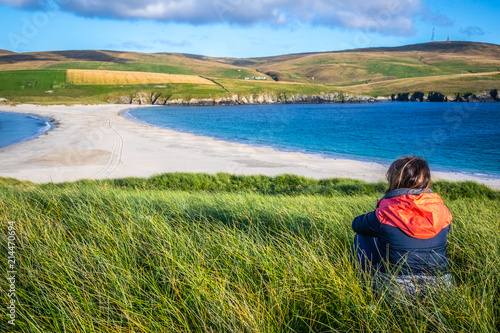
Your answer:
[0,0,498,58]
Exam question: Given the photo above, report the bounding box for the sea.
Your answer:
[127,102,500,178]
[0,111,53,149]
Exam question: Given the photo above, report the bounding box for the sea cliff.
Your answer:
[111,89,500,106]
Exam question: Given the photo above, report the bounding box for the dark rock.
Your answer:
[490,89,499,101]
[150,92,162,105]
[410,91,425,102]
[396,93,409,101]
[462,93,475,102]
[427,92,447,102]
[153,97,167,105]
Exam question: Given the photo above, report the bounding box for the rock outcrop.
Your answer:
[112,92,378,106]
[410,92,425,102]
[391,93,410,101]
[110,89,500,106]
[490,89,499,101]
[454,92,497,102]
[427,92,447,102]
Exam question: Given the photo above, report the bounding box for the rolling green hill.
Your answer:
[0,41,499,104]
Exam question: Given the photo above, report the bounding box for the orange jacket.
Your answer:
[376,193,452,239]
[352,188,452,275]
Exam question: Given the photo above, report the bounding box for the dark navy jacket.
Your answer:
[352,188,452,275]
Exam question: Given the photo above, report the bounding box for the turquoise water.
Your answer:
[128,102,499,178]
[0,111,53,149]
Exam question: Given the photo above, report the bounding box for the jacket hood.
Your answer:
[375,191,452,239]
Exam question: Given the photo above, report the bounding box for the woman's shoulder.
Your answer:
[375,188,452,239]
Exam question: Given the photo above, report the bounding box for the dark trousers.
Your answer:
[353,234,381,273]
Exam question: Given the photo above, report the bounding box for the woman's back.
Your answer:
[352,155,454,296]
[373,188,451,275]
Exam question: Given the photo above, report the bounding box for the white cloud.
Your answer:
[0,0,427,35]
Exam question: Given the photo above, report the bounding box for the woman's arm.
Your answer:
[352,212,381,237]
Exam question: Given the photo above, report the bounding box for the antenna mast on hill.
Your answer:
[431,28,435,42]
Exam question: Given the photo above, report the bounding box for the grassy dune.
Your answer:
[0,174,498,332]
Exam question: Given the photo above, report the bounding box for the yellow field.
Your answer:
[66,69,215,85]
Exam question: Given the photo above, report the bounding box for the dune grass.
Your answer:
[0,174,498,332]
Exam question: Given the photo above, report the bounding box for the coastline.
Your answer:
[0,111,55,149]
[0,104,499,189]
[110,90,500,106]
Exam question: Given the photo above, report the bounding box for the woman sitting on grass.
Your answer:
[352,155,453,295]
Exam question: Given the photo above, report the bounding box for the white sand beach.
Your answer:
[0,104,499,189]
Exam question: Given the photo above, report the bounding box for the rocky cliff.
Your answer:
[110,89,500,106]
[110,92,379,106]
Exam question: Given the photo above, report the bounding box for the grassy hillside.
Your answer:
[0,174,499,332]
[0,42,499,104]
[249,44,500,86]
[345,72,500,97]
[0,70,226,105]
[0,50,267,79]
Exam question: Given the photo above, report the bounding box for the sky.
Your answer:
[0,0,498,58]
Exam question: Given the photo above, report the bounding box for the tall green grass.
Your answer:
[0,174,498,332]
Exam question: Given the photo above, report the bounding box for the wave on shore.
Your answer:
[0,111,54,149]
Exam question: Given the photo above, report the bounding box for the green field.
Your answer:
[0,70,66,92]
[0,70,228,104]
[0,174,498,332]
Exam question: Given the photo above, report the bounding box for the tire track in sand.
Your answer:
[95,119,123,179]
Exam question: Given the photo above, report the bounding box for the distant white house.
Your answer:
[244,77,267,80]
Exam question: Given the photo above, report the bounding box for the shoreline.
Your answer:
[110,90,500,106]
[122,107,500,181]
[0,104,499,189]
[0,111,55,150]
